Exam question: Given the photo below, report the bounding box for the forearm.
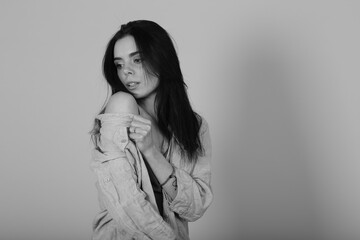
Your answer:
[143,146,178,200]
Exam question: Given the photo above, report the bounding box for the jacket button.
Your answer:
[104,177,110,183]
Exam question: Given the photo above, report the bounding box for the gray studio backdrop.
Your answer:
[0,1,359,240]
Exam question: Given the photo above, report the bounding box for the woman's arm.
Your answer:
[93,92,176,239]
[140,139,178,199]
[128,114,178,198]
[141,119,213,222]
[168,121,213,221]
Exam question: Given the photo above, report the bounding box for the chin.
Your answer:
[131,93,144,100]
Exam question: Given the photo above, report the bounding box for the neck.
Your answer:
[137,92,157,120]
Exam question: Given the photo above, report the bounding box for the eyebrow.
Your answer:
[114,51,140,61]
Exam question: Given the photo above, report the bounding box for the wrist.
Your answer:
[160,165,175,187]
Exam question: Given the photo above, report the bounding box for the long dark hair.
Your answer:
[91,20,203,162]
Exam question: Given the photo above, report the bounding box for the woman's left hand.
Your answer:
[128,115,154,153]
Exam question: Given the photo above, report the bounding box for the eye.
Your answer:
[133,57,142,64]
[114,62,124,69]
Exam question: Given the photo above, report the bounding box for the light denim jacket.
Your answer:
[91,113,213,240]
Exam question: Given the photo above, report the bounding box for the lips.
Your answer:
[126,82,140,90]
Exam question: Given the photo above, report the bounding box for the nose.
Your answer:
[123,66,133,76]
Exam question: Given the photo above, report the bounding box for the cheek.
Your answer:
[153,79,160,88]
[117,70,126,81]
[145,75,159,87]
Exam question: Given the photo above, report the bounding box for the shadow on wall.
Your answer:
[218,32,321,240]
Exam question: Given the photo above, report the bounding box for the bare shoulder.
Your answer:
[105,91,139,114]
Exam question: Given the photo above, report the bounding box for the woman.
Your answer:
[90,20,213,240]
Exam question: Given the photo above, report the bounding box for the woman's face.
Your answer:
[113,35,159,99]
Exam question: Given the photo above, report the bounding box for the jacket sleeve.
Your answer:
[167,119,213,222]
[92,113,176,240]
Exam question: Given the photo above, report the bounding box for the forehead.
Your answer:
[114,35,138,58]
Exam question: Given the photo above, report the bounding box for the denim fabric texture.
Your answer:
[91,113,213,240]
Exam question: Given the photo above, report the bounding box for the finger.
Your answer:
[128,126,147,135]
[133,115,151,124]
[128,132,144,141]
[130,121,151,131]
[128,126,138,133]
[131,118,151,126]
